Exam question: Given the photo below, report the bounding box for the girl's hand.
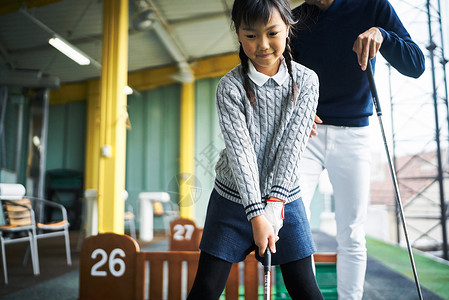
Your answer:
[265,198,285,237]
[251,215,277,257]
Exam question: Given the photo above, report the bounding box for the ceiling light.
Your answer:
[133,8,154,31]
[49,36,90,66]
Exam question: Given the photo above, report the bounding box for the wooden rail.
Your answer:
[136,251,199,300]
[135,250,266,300]
[79,233,271,300]
[79,231,336,299]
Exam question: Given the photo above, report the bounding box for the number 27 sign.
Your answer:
[79,233,139,300]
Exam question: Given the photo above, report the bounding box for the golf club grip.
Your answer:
[366,60,382,116]
[264,248,271,300]
[264,248,271,271]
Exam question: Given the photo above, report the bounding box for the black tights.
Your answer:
[280,256,324,300]
[187,251,232,300]
[187,251,324,300]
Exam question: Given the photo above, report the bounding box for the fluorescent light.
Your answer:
[49,37,90,65]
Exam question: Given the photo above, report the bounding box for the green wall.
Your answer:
[2,95,20,172]
[0,93,28,184]
[125,78,225,228]
[44,77,224,230]
[194,77,224,226]
[126,84,181,229]
[46,101,86,172]
[45,101,86,228]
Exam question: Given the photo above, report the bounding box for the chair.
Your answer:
[45,169,83,230]
[78,189,135,242]
[123,190,137,240]
[124,204,137,240]
[27,197,72,267]
[153,200,179,235]
[0,199,40,284]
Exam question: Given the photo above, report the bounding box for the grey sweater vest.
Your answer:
[214,61,319,220]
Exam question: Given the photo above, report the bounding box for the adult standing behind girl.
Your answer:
[187,0,323,299]
[291,1,425,299]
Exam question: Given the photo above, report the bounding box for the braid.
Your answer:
[284,36,298,102]
[293,3,322,31]
[239,43,257,106]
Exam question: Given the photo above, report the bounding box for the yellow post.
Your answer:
[84,80,100,190]
[179,81,195,219]
[97,0,128,233]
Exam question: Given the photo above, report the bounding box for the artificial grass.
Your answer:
[366,236,449,300]
[219,263,338,300]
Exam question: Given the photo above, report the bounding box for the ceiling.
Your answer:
[0,0,304,87]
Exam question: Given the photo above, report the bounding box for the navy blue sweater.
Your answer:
[291,0,425,127]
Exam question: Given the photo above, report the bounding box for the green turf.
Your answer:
[220,285,336,300]
[219,263,337,300]
[366,236,449,300]
[273,263,337,300]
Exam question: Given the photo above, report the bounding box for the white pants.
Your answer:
[299,125,371,300]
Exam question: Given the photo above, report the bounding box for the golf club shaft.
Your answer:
[367,60,423,300]
[264,248,271,300]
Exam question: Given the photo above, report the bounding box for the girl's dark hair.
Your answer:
[231,0,297,106]
[293,3,322,31]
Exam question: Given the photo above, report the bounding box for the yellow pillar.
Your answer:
[97,0,128,233]
[84,80,100,190]
[179,82,195,219]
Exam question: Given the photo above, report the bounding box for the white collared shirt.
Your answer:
[247,58,289,87]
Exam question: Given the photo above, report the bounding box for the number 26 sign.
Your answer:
[79,233,139,300]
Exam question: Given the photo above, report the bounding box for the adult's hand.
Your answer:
[310,115,322,137]
[352,27,383,71]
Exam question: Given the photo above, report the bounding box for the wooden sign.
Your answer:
[169,218,202,251]
[79,233,139,300]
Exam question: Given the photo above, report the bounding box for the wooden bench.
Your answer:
[79,221,337,300]
[79,233,271,300]
[169,217,202,251]
[135,250,265,300]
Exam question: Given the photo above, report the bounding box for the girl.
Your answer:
[187,0,323,299]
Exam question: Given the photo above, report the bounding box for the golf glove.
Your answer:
[264,198,285,237]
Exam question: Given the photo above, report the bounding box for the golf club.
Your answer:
[263,248,271,300]
[366,59,424,300]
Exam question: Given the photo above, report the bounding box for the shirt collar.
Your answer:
[247,58,289,87]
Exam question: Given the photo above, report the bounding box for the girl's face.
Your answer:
[237,8,289,77]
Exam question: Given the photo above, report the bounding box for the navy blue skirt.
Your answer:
[199,189,316,265]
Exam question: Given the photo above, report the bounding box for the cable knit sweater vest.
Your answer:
[214,61,319,220]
